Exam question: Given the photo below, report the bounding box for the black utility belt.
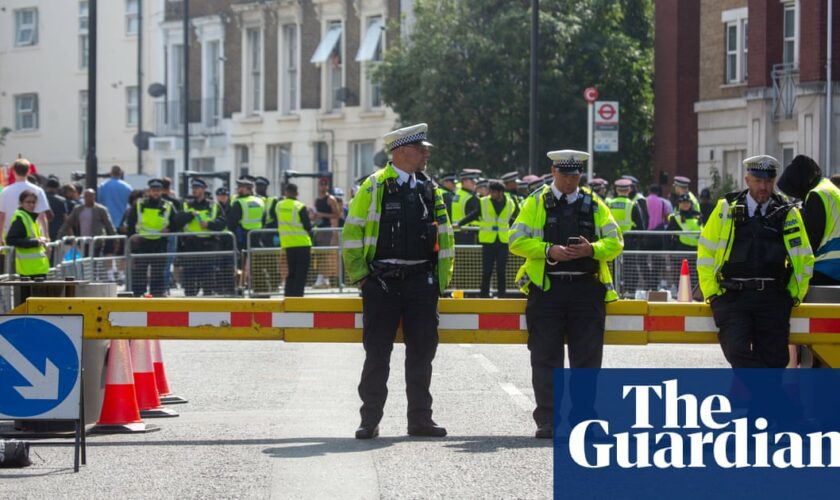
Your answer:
[370,261,434,280]
[546,272,597,282]
[720,278,783,292]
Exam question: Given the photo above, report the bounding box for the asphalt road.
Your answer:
[1,340,728,499]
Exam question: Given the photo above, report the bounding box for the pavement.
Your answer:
[0,340,728,499]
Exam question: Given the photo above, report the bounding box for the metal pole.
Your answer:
[85,0,98,190]
[137,0,143,174]
[587,102,594,181]
[528,0,539,174]
[183,0,190,176]
[826,0,833,175]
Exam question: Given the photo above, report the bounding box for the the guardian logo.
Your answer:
[567,379,840,469]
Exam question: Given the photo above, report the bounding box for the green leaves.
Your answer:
[375,0,653,183]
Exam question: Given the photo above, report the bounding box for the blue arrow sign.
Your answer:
[0,316,82,419]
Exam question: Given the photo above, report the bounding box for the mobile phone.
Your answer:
[567,237,582,246]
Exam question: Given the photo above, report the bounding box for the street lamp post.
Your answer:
[85,0,98,189]
[183,0,190,176]
[529,0,539,174]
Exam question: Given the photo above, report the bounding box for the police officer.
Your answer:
[215,186,231,213]
[227,177,266,290]
[451,169,481,244]
[342,123,454,439]
[587,178,609,201]
[698,155,813,368]
[501,171,521,206]
[667,193,702,251]
[459,180,516,298]
[509,150,623,439]
[179,178,226,296]
[439,173,458,219]
[609,179,645,233]
[671,176,701,213]
[777,154,840,285]
[621,175,649,229]
[126,178,178,297]
[254,176,281,293]
[276,183,313,297]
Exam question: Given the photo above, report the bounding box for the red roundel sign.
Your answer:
[597,103,616,121]
[583,87,599,103]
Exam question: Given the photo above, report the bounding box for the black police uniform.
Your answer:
[178,197,226,296]
[711,191,794,368]
[359,173,441,430]
[527,190,604,427]
[126,197,178,297]
[454,190,480,245]
[441,187,455,220]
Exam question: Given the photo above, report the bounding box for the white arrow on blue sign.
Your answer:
[0,316,83,420]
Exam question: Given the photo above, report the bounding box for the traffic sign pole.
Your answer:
[587,101,594,181]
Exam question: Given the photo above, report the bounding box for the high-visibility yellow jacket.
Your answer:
[508,185,623,301]
[697,192,814,304]
[806,178,840,279]
[478,195,515,243]
[668,212,702,247]
[183,200,219,237]
[235,195,265,231]
[341,163,454,294]
[452,188,477,228]
[137,199,173,240]
[8,209,49,276]
[608,196,636,233]
[276,198,312,248]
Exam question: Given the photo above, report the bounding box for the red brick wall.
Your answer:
[654,0,699,190]
[748,0,783,88]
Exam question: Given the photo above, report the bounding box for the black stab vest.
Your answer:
[374,179,437,261]
[542,192,598,273]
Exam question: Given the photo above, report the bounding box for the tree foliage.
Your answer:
[375,0,654,183]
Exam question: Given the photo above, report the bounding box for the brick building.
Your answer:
[655,0,840,192]
[151,0,408,202]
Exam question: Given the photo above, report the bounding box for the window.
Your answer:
[315,142,329,173]
[204,40,222,126]
[281,24,298,114]
[267,144,292,191]
[162,159,176,181]
[14,8,38,47]
[357,16,384,108]
[191,157,215,173]
[79,2,89,69]
[782,146,795,167]
[782,3,797,66]
[15,94,39,131]
[310,21,343,112]
[80,91,88,157]
[126,0,139,36]
[352,141,375,179]
[169,43,185,124]
[236,145,250,178]
[126,87,139,127]
[245,28,262,115]
[743,20,748,80]
[722,8,748,84]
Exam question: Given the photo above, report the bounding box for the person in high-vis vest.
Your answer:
[227,177,265,287]
[698,155,813,368]
[254,176,282,294]
[777,154,840,286]
[342,123,454,440]
[667,193,702,251]
[621,175,649,230]
[126,178,178,297]
[451,169,481,244]
[6,190,50,280]
[178,178,226,296]
[438,173,457,219]
[671,176,701,214]
[276,183,312,297]
[501,171,522,209]
[459,181,517,297]
[509,149,623,440]
[587,177,609,201]
[609,178,646,293]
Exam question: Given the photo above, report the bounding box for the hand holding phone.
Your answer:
[567,237,582,246]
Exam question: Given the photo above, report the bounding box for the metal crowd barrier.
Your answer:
[126,231,238,297]
[614,230,701,298]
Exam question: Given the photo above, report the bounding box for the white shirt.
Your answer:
[550,184,579,204]
[0,181,50,233]
[745,192,770,217]
[391,164,416,188]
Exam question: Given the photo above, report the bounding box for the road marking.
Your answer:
[499,382,534,412]
[471,353,499,373]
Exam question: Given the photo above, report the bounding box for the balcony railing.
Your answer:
[154,98,225,137]
[772,63,799,121]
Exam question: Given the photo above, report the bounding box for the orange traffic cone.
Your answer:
[131,340,178,418]
[678,259,693,302]
[89,340,159,434]
[151,339,188,405]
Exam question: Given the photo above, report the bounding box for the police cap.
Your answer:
[148,178,164,189]
[382,123,433,151]
[743,155,780,179]
[547,150,589,175]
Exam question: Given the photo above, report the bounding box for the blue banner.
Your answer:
[553,369,840,499]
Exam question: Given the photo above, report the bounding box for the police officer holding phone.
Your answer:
[509,150,623,439]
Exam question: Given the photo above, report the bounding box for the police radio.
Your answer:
[732,204,747,224]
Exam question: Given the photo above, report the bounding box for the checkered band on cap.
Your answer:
[389,131,428,151]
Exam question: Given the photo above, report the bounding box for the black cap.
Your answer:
[148,178,164,188]
[190,178,207,189]
[440,173,457,182]
[46,178,60,188]
[215,186,230,196]
[254,176,269,186]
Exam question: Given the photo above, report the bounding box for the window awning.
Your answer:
[355,18,384,62]
[310,25,342,64]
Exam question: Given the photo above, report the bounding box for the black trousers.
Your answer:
[711,288,793,368]
[284,246,311,297]
[480,240,508,298]
[182,238,217,297]
[358,271,439,426]
[525,275,606,426]
[131,238,168,297]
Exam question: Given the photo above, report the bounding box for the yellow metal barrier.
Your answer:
[13,297,840,366]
